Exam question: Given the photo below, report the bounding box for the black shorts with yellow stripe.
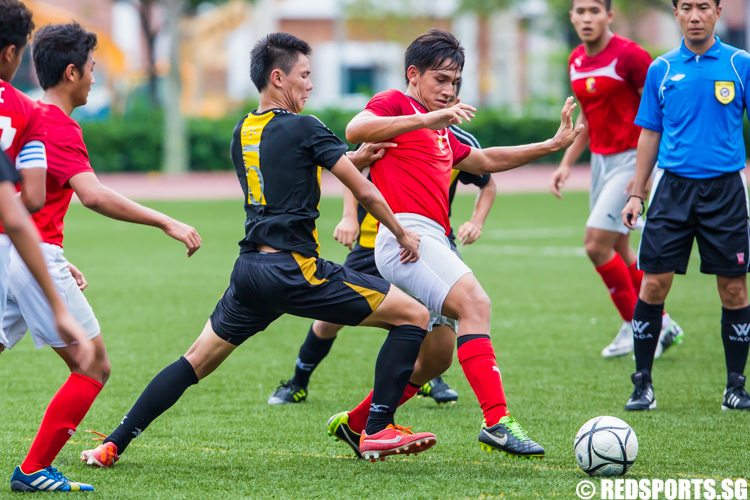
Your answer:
[344,243,381,278]
[210,251,391,346]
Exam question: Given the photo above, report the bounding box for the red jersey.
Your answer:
[0,81,45,163]
[569,34,652,155]
[33,102,94,247]
[365,90,471,234]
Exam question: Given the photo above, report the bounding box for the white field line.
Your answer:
[463,244,588,258]
[483,227,582,240]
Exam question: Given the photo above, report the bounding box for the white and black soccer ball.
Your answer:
[574,416,638,477]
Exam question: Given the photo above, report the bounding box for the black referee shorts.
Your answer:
[210,251,391,346]
[343,243,381,278]
[638,169,750,277]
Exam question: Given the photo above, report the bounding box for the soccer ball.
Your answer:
[574,416,638,477]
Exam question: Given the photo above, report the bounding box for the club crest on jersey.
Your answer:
[585,77,596,93]
[715,81,735,105]
[436,130,449,154]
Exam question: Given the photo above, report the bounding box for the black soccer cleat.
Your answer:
[327,412,362,459]
[625,370,656,411]
[417,376,459,404]
[267,380,307,405]
[722,373,750,411]
[478,413,545,460]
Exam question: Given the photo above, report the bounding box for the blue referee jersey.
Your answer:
[635,36,750,179]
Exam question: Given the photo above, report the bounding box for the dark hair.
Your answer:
[0,0,35,51]
[571,0,612,9]
[404,29,464,85]
[250,32,312,92]
[32,23,98,90]
[672,0,720,6]
[455,78,463,97]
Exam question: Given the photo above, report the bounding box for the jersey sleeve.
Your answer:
[301,115,348,170]
[47,125,94,188]
[634,60,665,133]
[457,171,491,188]
[620,44,653,90]
[364,90,404,117]
[0,152,20,184]
[448,130,472,166]
[735,51,750,115]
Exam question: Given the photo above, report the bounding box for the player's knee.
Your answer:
[584,239,610,266]
[314,321,341,339]
[98,358,112,385]
[640,278,668,304]
[401,303,430,330]
[720,280,747,308]
[461,288,491,322]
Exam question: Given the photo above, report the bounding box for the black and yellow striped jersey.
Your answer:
[230,109,348,257]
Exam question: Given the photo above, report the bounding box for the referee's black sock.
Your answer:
[721,305,750,385]
[365,324,426,435]
[104,356,198,453]
[632,299,663,374]
[290,324,336,389]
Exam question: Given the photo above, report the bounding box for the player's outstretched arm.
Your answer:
[458,176,497,246]
[622,128,661,230]
[333,187,359,250]
[329,154,420,263]
[457,97,585,175]
[551,112,590,199]
[68,172,202,257]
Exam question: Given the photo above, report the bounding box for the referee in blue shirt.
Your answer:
[622,0,750,411]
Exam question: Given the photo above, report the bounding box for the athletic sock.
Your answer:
[104,356,198,454]
[721,306,750,384]
[290,324,336,388]
[457,335,507,427]
[632,299,663,374]
[364,325,426,435]
[21,374,103,473]
[348,382,421,435]
[596,254,638,322]
[627,262,644,296]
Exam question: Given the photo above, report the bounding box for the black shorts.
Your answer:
[344,243,381,278]
[639,170,750,277]
[210,252,391,346]
[448,236,463,261]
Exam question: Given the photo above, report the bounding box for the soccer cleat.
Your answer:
[656,317,684,358]
[10,466,94,492]
[722,373,750,411]
[267,380,307,405]
[326,411,362,459]
[417,376,459,404]
[80,434,119,468]
[601,322,634,358]
[625,370,656,411]
[359,425,437,462]
[478,413,545,459]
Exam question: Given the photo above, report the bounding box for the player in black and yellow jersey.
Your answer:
[268,82,497,407]
[81,32,442,467]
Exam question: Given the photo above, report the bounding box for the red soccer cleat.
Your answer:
[80,431,120,468]
[359,424,437,462]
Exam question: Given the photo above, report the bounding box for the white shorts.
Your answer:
[2,241,100,350]
[587,149,638,235]
[0,236,12,346]
[375,213,472,333]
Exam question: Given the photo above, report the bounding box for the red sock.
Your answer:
[21,373,103,473]
[347,383,420,434]
[457,336,507,427]
[628,262,644,297]
[595,254,638,323]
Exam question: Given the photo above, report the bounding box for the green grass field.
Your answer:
[0,192,748,499]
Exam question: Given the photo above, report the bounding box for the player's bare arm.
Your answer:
[346,142,397,172]
[333,186,360,250]
[68,171,202,257]
[551,112,590,199]
[622,128,661,230]
[330,154,420,263]
[17,167,46,213]
[457,97,585,175]
[458,175,496,245]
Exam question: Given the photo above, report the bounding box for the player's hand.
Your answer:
[396,229,421,264]
[348,142,397,169]
[621,196,642,230]
[163,219,202,257]
[55,310,95,372]
[457,221,482,245]
[67,263,88,291]
[551,97,585,151]
[421,103,476,131]
[550,164,571,199]
[333,216,360,250]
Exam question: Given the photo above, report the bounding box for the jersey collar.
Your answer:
[680,35,721,61]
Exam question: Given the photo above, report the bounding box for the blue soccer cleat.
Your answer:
[10,466,94,492]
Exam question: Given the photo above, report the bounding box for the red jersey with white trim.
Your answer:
[33,102,94,247]
[569,34,652,155]
[364,89,472,234]
[0,81,45,163]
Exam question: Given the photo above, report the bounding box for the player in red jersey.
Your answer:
[328,29,583,460]
[6,23,201,492]
[550,0,683,359]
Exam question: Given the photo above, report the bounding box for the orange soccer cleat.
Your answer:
[359,424,437,462]
[79,431,120,468]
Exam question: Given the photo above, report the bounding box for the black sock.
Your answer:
[721,305,750,384]
[632,299,663,374]
[290,325,336,388]
[365,324,426,435]
[104,356,198,453]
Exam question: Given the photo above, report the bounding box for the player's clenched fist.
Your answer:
[421,103,477,130]
[621,196,642,230]
[551,97,585,151]
[333,216,360,250]
[396,228,421,263]
[162,219,202,257]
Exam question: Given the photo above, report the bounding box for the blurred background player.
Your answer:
[550,0,683,358]
[268,80,496,407]
[623,0,750,412]
[6,22,202,492]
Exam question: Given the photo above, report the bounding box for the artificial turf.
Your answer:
[0,192,747,499]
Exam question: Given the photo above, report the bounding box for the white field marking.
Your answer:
[483,227,582,240]
[463,244,587,258]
